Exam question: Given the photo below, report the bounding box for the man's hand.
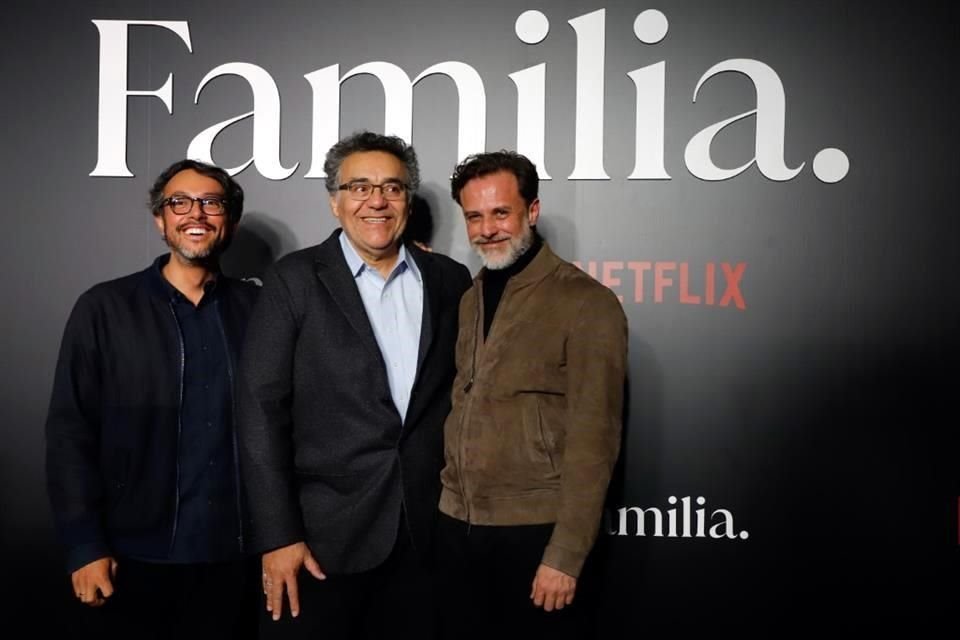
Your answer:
[530,563,577,611]
[261,542,326,621]
[71,557,118,607]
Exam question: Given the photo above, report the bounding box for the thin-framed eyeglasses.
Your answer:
[162,195,228,216]
[337,180,408,201]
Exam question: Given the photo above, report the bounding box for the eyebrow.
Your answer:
[464,205,514,214]
[342,177,405,184]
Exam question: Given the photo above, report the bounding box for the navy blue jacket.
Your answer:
[45,257,259,573]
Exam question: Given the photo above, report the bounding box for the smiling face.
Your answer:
[153,169,234,264]
[329,150,410,270]
[459,170,540,270]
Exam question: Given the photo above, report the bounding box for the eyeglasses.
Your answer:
[162,195,228,216]
[337,181,408,201]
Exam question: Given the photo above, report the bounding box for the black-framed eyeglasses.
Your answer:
[162,195,228,216]
[337,181,408,201]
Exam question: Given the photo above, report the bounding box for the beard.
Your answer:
[472,217,535,270]
[160,220,229,263]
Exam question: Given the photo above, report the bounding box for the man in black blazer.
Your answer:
[238,131,471,639]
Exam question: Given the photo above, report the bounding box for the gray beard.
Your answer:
[475,220,534,270]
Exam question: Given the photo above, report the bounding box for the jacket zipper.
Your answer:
[167,302,185,556]
[456,285,485,527]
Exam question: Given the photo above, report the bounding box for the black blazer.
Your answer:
[237,230,471,574]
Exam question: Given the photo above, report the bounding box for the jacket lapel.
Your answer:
[410,245,438,381]
[398,245,440,431]
[313,231,385,367]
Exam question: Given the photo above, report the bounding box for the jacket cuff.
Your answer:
[65,542,112,575]
[245,521,306,556]
[541,543,585,578]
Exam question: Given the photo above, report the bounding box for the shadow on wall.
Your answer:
[607,336,665,508]
[413,185,463,259]
[220,212,299,281]
[588,336,664,631]
[404,194,435,250]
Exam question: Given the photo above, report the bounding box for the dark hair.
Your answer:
[450,151,539,206]
[148,159,244,223]
[323,131,420,197]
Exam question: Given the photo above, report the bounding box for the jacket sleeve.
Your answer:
[541,285,628,577]
[45,293,111,574]
[236,264,307,553]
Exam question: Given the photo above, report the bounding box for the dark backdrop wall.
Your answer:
[3,0,957,633]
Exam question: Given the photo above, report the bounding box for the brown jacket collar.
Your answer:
[478,239,563,289]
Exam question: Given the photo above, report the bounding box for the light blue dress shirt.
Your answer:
[339,232,423,422]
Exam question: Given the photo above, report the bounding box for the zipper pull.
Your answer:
[463,378,474,393]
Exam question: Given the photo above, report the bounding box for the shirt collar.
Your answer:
[152,255,181,302]
[150,254,220,304]
[338,231,420,283]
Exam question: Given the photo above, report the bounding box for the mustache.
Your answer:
[472,234,511,245]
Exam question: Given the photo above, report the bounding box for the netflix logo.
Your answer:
[574,260,747,310]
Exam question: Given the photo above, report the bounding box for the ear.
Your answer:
[152,213,165,235]
[527,198,541,226]
[329,194,341,220]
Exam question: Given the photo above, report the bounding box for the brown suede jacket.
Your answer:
[439,242,628,577]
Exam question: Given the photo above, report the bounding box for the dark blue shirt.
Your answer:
[161,274,241,562]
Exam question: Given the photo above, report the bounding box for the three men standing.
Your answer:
[437,151,628,638]
[47,143,625,639]
[238,132,471,639]
[45,159,259,638]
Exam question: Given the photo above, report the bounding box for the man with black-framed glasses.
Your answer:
[45,159,260,639]
[237,131,471,639]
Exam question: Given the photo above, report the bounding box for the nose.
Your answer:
[366,185,388,208]
[178,204,208,225]
[480,215,499,238]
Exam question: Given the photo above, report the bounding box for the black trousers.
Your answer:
[436,513,596,640]
[78,556,260,640]
[259,517,438,640]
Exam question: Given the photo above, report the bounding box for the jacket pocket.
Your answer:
[523,397,557,474]
[296,472,362,541]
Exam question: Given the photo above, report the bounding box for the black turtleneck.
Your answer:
[482,231,543,338]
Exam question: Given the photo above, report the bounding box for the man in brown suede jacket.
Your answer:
[437,151,628,639]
